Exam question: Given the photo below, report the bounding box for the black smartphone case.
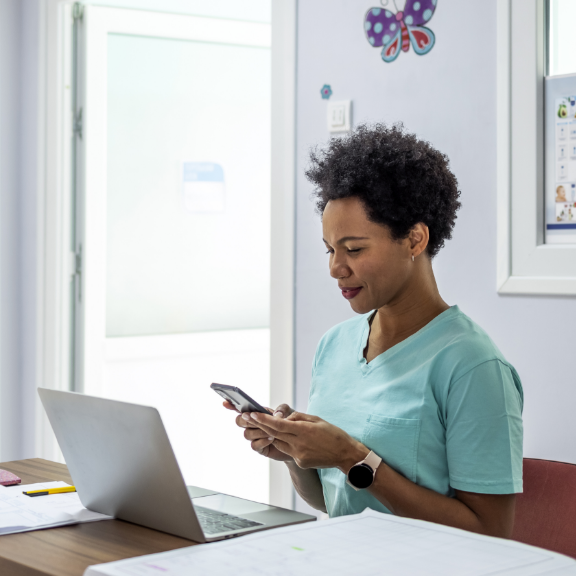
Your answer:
[210,383,272,414]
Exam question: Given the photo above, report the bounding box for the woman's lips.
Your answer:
[340,287,363,300]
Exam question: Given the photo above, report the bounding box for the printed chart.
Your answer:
[84,509,576,576]
[546,75,576,243]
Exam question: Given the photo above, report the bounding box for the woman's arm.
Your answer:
[249,411,516,538]
[340,442,516,537]
[285,462,327,513]
[223,401,327,512]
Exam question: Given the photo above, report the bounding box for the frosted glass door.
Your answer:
[107,34,270,336]
[79,6,272,504]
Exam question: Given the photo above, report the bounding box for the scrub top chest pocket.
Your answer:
[361,415,421,483]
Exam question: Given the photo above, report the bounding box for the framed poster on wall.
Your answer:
[545,74,576,244]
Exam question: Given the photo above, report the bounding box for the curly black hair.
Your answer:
[305,123,461,258]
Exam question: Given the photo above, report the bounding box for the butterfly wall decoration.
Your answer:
[364,0,437,63]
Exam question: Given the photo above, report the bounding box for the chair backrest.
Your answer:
[512,458,576,558]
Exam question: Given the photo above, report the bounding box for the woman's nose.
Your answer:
[329,253,349,279]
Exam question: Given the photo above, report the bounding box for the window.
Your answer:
[497,0,576,295]
[544,1,576,245]
[548,0,576,76]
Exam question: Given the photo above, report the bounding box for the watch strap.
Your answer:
[363,450,382,472]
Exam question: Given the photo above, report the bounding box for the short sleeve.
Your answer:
[308,341,321,402]
[309,330,330,398]
[446,359,523,494]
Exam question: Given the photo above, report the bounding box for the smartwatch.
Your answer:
[346,450,382,491]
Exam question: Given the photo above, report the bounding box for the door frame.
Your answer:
[270,0,296,509]
[36,0,75,463]
[38,0,296,508]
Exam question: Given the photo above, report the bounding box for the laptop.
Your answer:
[38,388,316,542]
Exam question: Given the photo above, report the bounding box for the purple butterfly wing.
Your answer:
[403,0,437,27]
[364,7,399,48]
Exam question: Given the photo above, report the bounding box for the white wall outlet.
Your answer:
[327,100,351,133]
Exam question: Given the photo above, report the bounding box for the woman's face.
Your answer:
[322,197,415,314]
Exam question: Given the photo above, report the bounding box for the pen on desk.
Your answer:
[22,486,77,497]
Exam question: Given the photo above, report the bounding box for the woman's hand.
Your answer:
[222,401,294,462]
[247,411,369,471]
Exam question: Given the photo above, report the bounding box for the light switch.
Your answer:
[327,100,351,132]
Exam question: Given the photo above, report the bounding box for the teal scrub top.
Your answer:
[306,306,524,518]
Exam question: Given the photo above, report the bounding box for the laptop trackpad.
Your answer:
[192,494,273,516]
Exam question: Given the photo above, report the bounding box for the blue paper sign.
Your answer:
[182,162,225,213]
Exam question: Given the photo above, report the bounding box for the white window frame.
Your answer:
[38,0,296,509]
[497,0,576,295]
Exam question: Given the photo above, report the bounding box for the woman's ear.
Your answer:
[409,223,430,258]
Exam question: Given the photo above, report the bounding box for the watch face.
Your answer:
[348,463,374,489]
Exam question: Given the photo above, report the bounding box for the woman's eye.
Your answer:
[325,248,360,254]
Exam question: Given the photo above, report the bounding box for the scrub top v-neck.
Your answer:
[306,306,523,518]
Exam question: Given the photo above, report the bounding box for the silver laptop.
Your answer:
[38,388,316,542]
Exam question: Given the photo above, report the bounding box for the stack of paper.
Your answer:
[0,481,112,535]
[84,509,576,576]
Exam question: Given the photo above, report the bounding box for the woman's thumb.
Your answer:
[273,403,293,418]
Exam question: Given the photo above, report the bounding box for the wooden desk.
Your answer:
[0,459,196,576]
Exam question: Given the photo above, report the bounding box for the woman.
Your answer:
[224,124,523,538]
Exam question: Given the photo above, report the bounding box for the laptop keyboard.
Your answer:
[194,505,263,535]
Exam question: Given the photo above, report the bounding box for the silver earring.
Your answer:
[412,255,415,262]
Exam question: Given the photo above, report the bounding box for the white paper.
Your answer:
[0,481,112,535]
[84,509,576,576]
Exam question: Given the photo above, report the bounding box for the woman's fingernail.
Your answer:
[268,437,274,441]
[273,411,284,418]
[242,413,250,421]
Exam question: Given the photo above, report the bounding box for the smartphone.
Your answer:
[210,383,272,415]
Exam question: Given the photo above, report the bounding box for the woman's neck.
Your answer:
[368,261,449,357]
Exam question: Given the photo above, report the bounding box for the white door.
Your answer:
[73,4,288,506]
